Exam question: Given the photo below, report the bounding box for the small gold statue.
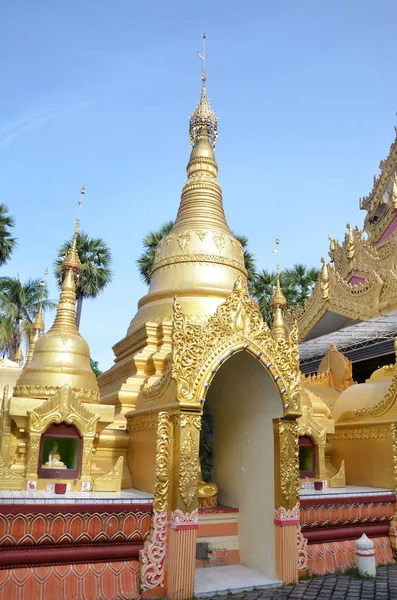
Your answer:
[198,464,218,508]
[42,442,67,469]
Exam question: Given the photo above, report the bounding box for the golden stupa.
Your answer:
[99,54,248,418]
[14,191,99,403]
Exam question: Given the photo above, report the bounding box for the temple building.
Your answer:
[2,43,397,600]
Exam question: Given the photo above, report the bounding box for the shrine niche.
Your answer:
[299,436,316,478]
[38,422,82,480]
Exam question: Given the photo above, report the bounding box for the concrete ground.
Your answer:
[201,565,397,600]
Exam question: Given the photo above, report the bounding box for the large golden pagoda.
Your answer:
[99,59,247,416]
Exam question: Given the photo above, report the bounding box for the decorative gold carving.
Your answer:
[351,375,397,420]
[127,414,158,432]
[166,234,174,246]
[26,434,41,479]
[151,252,247,276]
[275,420,300,510]
[154,412,172,513]
[297,405,326,445]
[93,456,123,492]
[81,438,94,479]
[178,231,191,251]
[13,384,100,403]
[329,460,346,488]
[328,426,391,440]
[212,231,225,251]
[320,258,329,300]
[179,430,199,510]
[171,414,201,429]
[28,385,99,437]
[302,370,331,387]
[170,277,301,414]
[196,230,207,241]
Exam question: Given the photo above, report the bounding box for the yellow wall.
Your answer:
[127,428,157,493]
[332,435,394,488]
[208,351,282,577]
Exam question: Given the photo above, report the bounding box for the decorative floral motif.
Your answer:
[212,232,225,251]
[275,420,300,510]
[171,277,301,414]
[297,528,308,571]
[140,510,168,590]
[178,231,191,251]
[179,431,199,509]
[196,230,207,241]
[169,508,199,528]
[154,412,172,513]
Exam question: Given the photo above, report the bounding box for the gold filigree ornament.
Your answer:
[28,384,99,437]
[169,277,301,415]
[154,412,172,513]
[179,430,199,509]
[275,420,300,510]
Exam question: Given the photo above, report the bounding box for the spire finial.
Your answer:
[50,188,85,334]
[62,187,85,274]
[197,33,207,83]
[272,238,280,276]
[189,34,218,148]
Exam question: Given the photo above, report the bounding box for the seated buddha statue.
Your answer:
[42,442,66,469]
[198,464,218,508]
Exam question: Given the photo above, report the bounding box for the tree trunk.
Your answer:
[76,297,83,330]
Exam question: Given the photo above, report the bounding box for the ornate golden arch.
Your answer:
[171,278,302,417]
[25,385,99,483]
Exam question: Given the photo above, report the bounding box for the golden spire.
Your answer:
[270,240,287,340]
[25,270,47,367]
[189,33,218,149]
[14,187,99,402]
[127,36,246,332]
[50,187,84,334]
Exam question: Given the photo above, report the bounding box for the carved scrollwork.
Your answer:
[28,385,99,437]
[171,277,301,413]
[154,412,172,513]
[275,420,300,510]
[179,430,199,510]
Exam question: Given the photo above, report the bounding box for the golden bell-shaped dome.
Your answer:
[127,72,247,334]
[14,232,99,403]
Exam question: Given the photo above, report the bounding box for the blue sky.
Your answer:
[1,1,397,370]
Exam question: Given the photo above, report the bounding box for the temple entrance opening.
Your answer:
[204,350,282,578]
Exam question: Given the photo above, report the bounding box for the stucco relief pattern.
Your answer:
[0,509,152,547]
[139,510,168,590]
[0,560,140,600]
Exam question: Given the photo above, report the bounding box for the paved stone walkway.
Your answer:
[208,565,397,600]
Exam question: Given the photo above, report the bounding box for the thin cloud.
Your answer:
[0,101,87,149]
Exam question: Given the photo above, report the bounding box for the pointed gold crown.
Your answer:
[189,35,218,149]
[270,275,287,309]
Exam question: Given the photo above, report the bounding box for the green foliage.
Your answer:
[250,264,320,326]
[54,232,113,328]
[0,204,17,267]
[0,276,55,360]
[90,358,102,377]
[136,221,175,285]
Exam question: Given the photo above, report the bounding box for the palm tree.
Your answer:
[54,232,113,329]
[251,265,320,326]
[137,222,257,286]
[0,204,17,266]
[0,276,54,360]
[282,264,320,308]
[137,221,174,285]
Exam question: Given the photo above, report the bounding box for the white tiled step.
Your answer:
[195,565,281,596]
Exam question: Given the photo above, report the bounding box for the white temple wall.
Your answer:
[208,351,281,577]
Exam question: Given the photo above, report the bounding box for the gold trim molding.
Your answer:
[13,384,100,403]
[329,426,391,440]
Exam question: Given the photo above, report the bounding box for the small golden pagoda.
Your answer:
[0,197,121,492]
